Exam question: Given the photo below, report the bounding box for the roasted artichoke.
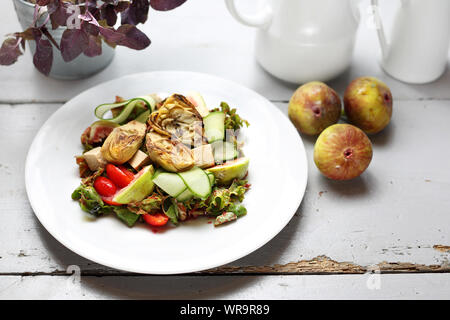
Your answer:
[146,131,194,172]
[149,94,203,146]
[101,120,146,164]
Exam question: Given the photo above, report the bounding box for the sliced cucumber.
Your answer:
[212,141,238,163]
[177,172,215,201]
[176,188,193,202]
[136,95,156,112]
[152,168,163,178]
[177,167,212,199]
[203,111,225,143]
[152,171,187,197]
[94,96,155,124]
[207,172,215,186]
[135,110,150,123]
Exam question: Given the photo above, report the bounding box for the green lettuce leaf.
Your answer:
[71,184,113,216]
[228,203,247,217]
[163,203,179,225]
[184,179,250,217]
[114,207,140,227]
[212,102,249,130]
[141,194,163,212]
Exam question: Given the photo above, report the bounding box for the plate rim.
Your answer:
[24,70,308,274]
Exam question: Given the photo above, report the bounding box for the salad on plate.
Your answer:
[72,92,250,229]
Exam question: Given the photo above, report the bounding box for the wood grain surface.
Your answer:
[0,0,449,299]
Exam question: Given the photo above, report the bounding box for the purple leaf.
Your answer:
[103,4,118,26]
[82,22,100,37]
[83,35,102,57]
[60,29,89,62]
[121,0,149,25]
[48,0,69,29]
[99,27,125,44]
[78,11,100,26]
[115,1,130,12]
[0,38,23,66]
[41,27,60,50]
[150,0,187,11]
[117,24,150,50]
[33,38,53,75]
[81,11,124,45]
[14,28,36,41]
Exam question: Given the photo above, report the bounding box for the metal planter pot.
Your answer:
[13,0,115,80]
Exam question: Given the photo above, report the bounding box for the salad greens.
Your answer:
[73,92,250,230]
[114,207,140,227]
[184,178,249,225]
[212,102,250,131]
[72,184,140,227]
[71,184,111,217]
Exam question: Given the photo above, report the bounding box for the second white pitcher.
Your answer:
[372,0,450,84]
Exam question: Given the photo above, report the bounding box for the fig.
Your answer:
[314,124,372,180]
[344,77,393,134]
[80,120,119,149]
[288,81,341,135]
[100,120,146,164]
[186,91,210,118]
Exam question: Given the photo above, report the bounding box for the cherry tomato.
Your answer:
[106,164,133,188]
[101,196,121,206]
[118,165,135,180]
[93,177,117,197]
[143,213,169,227]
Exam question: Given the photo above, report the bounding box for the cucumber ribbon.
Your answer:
[94,95,156,124]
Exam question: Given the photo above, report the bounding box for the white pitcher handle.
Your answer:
[225,0,273,29]
[371,0,390,59]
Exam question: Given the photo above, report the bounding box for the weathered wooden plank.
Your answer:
[1,273,449,299]
[0,101,449,276]
[0,0,449,103]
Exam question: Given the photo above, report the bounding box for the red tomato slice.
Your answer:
[106,164,133,188]
[93,177,117,197]
[101,196,121,206]
[118,165,136,180]
[143,213,169,227]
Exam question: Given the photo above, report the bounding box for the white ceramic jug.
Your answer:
[225,0,360,83]
[372,0,450,84]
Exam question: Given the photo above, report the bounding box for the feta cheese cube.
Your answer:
[128,150,151,170]
[83,147,107,171]
[192,144,215,169]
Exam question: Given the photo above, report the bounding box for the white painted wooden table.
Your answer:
[1,0,449,299]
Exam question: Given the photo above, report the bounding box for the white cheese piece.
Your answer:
[83,147,107,171]
[128,150,151,170]
[192,144,215,169]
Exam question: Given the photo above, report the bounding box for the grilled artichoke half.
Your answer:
[101,120,146,164]
[146,131,194,172]
[149,94,203,146]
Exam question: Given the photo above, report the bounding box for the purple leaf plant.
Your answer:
[0,0,187,75]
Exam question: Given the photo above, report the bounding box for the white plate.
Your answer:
[25,71,308,274]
